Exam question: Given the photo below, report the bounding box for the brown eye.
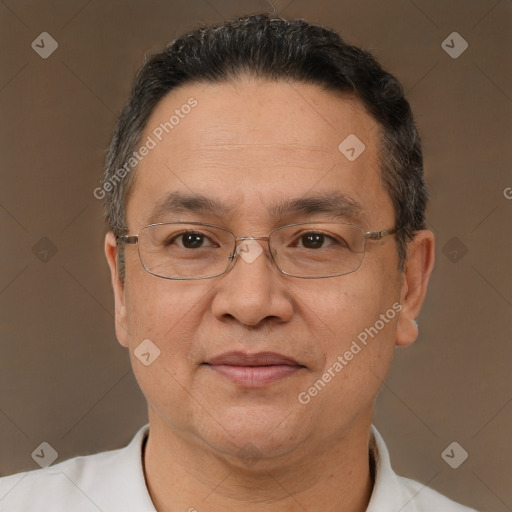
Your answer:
[297,231,344,249]
[166,231,216,249]
[181,233,205,248]
[301,233,325,249]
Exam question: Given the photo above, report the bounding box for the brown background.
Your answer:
[1,1,511,510]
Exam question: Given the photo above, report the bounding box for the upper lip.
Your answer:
[206,351,303,367]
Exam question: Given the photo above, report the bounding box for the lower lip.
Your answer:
[207,364,302,387]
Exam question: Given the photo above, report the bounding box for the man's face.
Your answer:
[112,79,404,463]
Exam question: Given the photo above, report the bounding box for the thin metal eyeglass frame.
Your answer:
[116,221,399,280]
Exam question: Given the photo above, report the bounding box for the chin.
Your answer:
[193,403,310,464]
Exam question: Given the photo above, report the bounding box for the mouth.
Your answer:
[203,351,306,387]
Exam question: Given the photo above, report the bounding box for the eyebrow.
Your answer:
[270,193,365,225]
[147,192,231,224]
[147,191,366,226]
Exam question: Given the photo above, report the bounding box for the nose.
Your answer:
[211,239,294,327]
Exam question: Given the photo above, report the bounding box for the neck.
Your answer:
[142,410,375,512]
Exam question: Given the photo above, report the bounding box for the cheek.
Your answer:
[294,268,399,386]
[296,270,395,340]
[123,279,209,427]
[294,276,398,425]
[123,275,208,364]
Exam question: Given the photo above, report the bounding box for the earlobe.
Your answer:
[395,230,435,347]
[104,231,129,348]
[396,316,419,347]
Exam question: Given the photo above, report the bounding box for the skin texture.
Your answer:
[105,78,435,512]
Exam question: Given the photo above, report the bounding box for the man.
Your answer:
[0,14,477,512]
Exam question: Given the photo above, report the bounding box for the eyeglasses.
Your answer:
[117,222,398,280]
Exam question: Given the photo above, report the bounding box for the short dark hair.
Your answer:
[103,13,427,278]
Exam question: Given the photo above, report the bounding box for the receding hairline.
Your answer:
[119,75,383,231]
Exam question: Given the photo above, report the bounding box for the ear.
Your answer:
[105,231,129,348]
[396,230,435,347]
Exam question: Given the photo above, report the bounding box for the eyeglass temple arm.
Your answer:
[364,226,399,240]
[117,235,138,244]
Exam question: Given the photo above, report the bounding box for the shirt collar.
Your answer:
[367,425,417,511]
[106,423,155,511]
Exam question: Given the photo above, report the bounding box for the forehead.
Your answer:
[126,79,393,229]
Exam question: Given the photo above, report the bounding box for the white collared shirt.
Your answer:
[0,425,477,511]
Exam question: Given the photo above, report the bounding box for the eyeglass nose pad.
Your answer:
[228,239,243,261]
